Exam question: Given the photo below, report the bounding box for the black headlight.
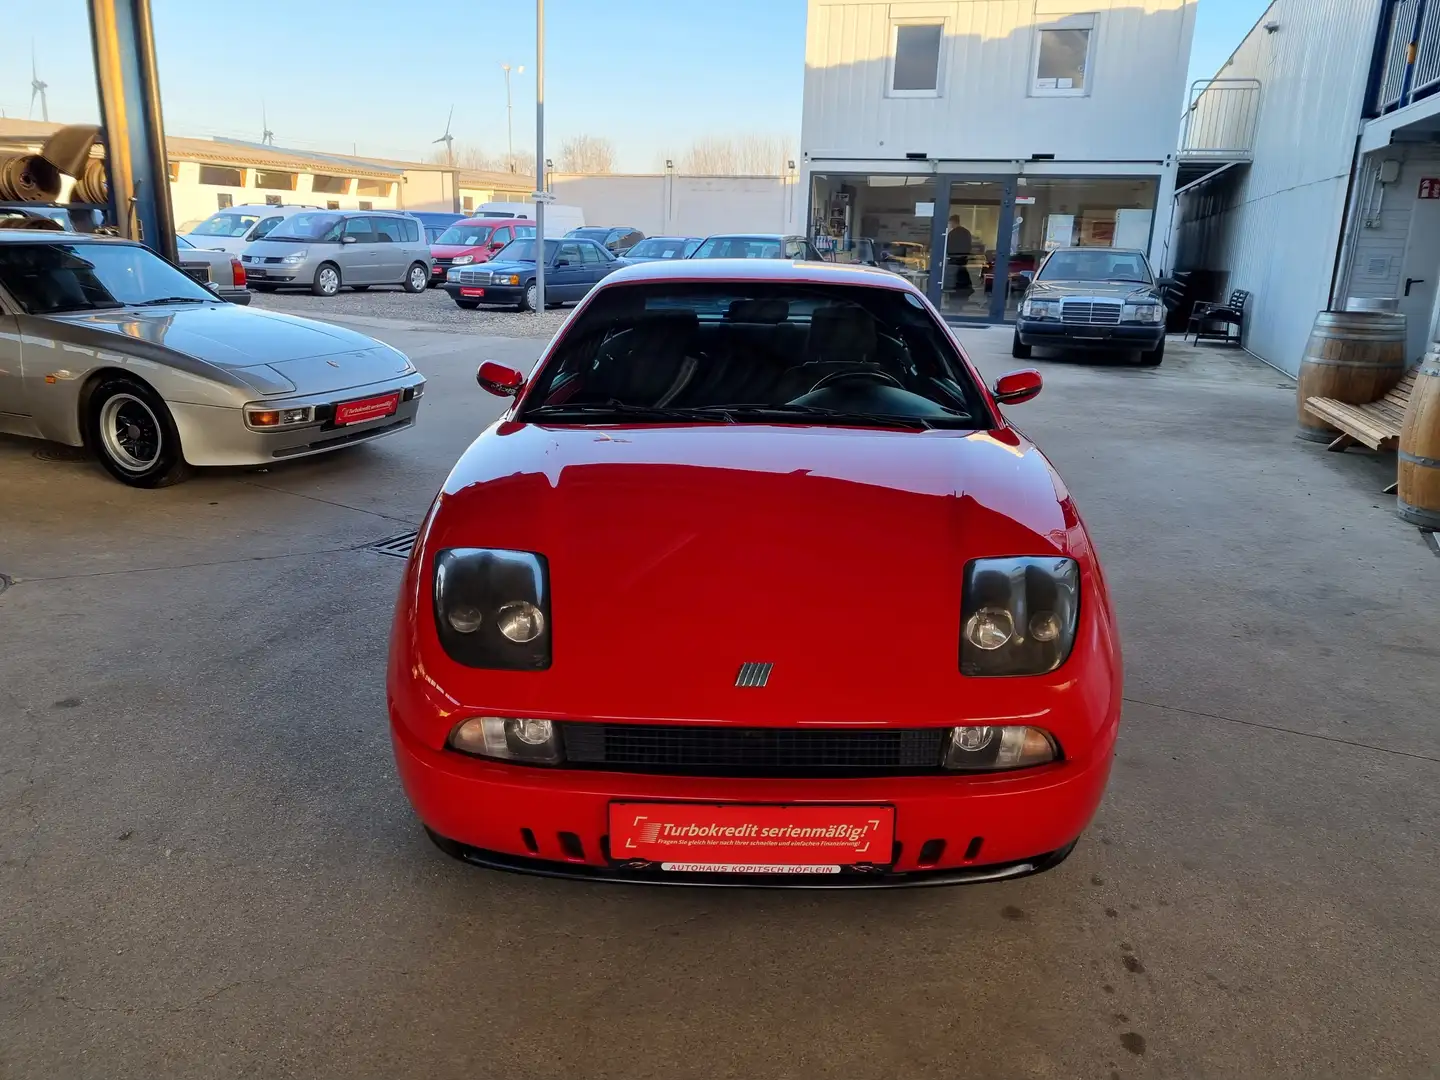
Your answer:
[433,548,551,670]
[960,556,1079,676]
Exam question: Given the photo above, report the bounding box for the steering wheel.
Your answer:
[809,369,905,392]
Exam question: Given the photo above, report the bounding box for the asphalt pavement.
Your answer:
[1,318,1436,1080]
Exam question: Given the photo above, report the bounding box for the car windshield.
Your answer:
[493,238,558,263]
[568,228,610,241]
[0,242,218,314]
[627,238,696,259]
[691,236,782,259]
[519,283,986,430]
[259,213,344,242]
[1038,249,1152,283]
[437,224,493,246]
[186,212,260,238]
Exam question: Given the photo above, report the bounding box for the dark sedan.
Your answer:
[622,236,702,261]
[443,237,624,311]
[1012,248,1169,366]
[564,226,644,255]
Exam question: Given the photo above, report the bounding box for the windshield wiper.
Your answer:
[687,404,940,430]
[526,402,733,423]
[134,296,211,306]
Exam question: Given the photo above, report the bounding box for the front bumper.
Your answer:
[389,716,1114,886]
[443,281,523,306]
[1016,318,1164,349]
[168,373,425,467]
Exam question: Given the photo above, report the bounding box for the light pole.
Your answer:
[501,63,523,173]
[534,0,546,312]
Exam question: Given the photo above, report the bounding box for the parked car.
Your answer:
[240,210,433,296]
[689,234,826,260]
[428,217,536,286]
[388,257,1121,886]
[1012,247,1170,366]
[2,203,105,233]
[443,236,623,311]
[622,236,702,261]
[477,202,584,236]
[405,211,466,245]
[0,231,424,487]
[180,204,322,256]
[175,235,250,304]
[565,226,644,254]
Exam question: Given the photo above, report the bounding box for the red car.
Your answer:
[428,216,537,285]
[387,259,1122,886]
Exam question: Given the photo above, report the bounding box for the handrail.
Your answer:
[1180,78,1261,159]
[1373,0,1440,114]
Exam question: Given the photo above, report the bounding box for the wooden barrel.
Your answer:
[1296,310,1408,442]
[1397,347,1440,529]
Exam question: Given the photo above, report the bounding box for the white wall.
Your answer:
[1174,0,1386,376]
[167,161,400,227]
[803,0,1197,165]
[546,174,802,236]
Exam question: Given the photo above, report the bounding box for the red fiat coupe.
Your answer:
[387,259,1122,887]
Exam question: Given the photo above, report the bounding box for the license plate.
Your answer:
[249,268,266,278]
[334,391,400,426]
[460,287,485,297]
[609,803,894,869]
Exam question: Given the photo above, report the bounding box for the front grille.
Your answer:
[433,257,453,268]
[264,256,285,265]
[560,723,948,776]
[455,269,492,285]
[1061,299,1123,325]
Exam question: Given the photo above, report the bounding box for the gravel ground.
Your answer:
[247,284,570,337]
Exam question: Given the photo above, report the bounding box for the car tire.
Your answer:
[311,262,341,297]
[403,263,428,293]
[88,376,192,488]
[1011,330,1033,360]
[520,281,539,312]
[455,299,481,310]
[1138,338,1165,366]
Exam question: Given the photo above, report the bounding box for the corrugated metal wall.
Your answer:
[1174,0,1386,376]
[803,0,1196,163]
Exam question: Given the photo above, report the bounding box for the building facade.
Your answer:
[800,0,1198,321]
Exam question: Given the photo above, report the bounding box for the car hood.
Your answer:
[422,422,1087,723]
[51,303,410,394]
[478,258,538,274]
[180,235,247,255]
[431,244,490,259]
[1026,280,1161,301]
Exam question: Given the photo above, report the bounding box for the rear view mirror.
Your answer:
[477,361,525,397]
[992,368,1043,405]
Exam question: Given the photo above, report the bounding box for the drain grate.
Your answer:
[33,445,90,463]
[369,530,418,559]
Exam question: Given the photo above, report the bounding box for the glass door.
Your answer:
[929,177,1017,322]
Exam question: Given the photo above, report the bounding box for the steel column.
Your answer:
[87,0,177,260]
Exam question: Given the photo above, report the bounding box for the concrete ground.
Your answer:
[1,318,1436,1080]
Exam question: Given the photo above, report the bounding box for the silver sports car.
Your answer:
[0,229,425,487]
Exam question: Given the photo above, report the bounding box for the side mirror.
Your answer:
[992,368,1043,406]
[1156,276,1177,289]
[342,235,358,245]
[477,361,525,397]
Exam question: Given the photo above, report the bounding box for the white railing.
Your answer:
[1375,0,1440,113]
[1180,78,1261,159]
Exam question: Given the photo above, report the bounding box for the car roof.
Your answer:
[1043,246,1147,256]
[700,233,794,241]
[455,216,535,225]
[637,235,701,242]
[598,257,915,290]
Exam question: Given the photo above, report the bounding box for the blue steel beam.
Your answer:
[87,0,176,260]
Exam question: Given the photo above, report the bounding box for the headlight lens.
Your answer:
[961,557,1079,676]
[1122,302,1163,323]
[448,716,563,765]
[942,725,1059,770]
[1021,298,1057,319]
[433,548,551,669]
[280,249,307,264]
[496,273,520,285]
[452,254,475,265]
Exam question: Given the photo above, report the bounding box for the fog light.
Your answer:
[448,716,563,765]
[496,600,545,643]
[964,607,1014,651]
[943,725,1058,771]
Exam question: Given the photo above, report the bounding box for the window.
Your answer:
[200,165,244,187]
[438,223,493,246]
[188,212,259,238]
[579,242,605,266]
[311,174,352,194]
[327,201,340,210]
[462,196,474,211]
[0,241,216,315]
[891,23,943,95]
[357,179,392,197]
[167,162,180,182]
[343,218,376,243]
[254,170,296,190]
[1033,18,1094,96]
[264,213,344,242]
[359,200,373,211]
[217,193,233,209]
[401,218,420,243]
[492,227,511,246]
[252,216,284,239]
[265,195,282,206]
[373,217,405,243]
[557,241,583,265]
[515,225,537,239]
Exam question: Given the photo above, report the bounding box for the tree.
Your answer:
[556,135,616,174]
[674,134,795,176]
[427,143,533,175]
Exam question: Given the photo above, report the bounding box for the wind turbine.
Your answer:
[30,43,49,122]
[433,105,455,166]
[261,103,274,146]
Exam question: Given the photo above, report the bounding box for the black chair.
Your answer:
[1186,289,1248,346]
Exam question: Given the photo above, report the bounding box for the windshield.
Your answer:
[519,283,986,429]
[0,242,218,314]
[187,213,260,238]
[691,236,782,259]
[260,212,344,242]
[627,238,697,259]
[436,224,493,246]
[568,228,610,241]
[493,238,558,263]
[1038,249,1152,283]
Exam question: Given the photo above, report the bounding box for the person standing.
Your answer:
[945,215,974,292]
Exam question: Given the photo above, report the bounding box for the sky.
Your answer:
[0,0,1270,171]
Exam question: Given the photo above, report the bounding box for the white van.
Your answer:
[181,204,324,256]
[478,201,584,238]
